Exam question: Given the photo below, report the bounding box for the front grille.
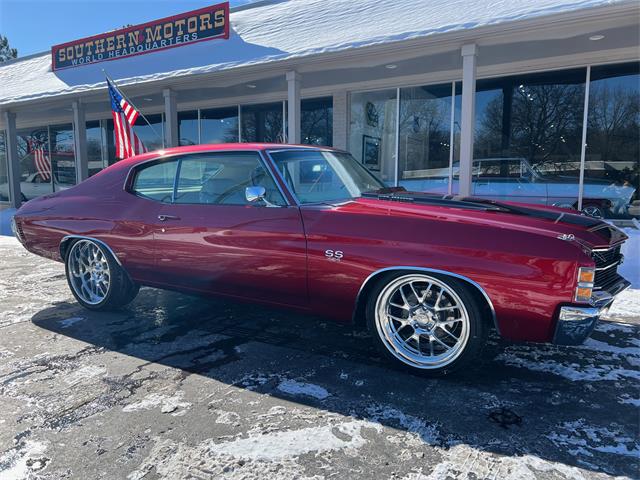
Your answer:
[592,245,621,268]
[592,245,623,292]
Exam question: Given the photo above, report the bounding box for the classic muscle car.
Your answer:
[401,157,637,219]
[11,144,631,375]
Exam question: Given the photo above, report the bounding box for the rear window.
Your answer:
[131,160,178,202]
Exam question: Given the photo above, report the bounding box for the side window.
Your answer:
[132,160,178,203]
[174,152,286,206]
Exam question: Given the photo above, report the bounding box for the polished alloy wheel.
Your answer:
[374,274,470,369]
[582,205,604,219]
[68,240,111,305]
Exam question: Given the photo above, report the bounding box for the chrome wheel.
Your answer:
[582,205,604,219]
[374,274,470,369]
[67,240,111,305]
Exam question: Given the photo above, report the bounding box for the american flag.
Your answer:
[107,78,147,159]
[28,139,52,181]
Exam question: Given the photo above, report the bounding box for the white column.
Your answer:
[72,100,88,183]
[286,71,301,144]
[577,66,591,211]
[459,44,477,197]
[163,88,178,148]
[3,111,21,208]
[332,91,348,150]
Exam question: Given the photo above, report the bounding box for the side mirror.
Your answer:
[245,185,266,203]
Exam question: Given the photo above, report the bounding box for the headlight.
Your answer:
[575,266,595,303]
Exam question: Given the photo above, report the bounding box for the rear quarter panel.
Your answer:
[14,163,158,281]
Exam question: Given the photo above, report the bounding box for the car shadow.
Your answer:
[30,286,639,477]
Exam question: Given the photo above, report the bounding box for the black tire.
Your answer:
[64,239,139,311]
[365,272,489,376]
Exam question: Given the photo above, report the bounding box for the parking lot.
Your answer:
[0,235,638,480]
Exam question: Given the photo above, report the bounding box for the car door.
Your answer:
[112,157,179,284]
[152,151,308,308]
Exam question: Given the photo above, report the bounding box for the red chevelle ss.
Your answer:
[12,144,630,374]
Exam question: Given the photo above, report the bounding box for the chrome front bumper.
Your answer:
[553,278,631,345]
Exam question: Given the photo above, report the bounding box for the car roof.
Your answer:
[113,143,342,170]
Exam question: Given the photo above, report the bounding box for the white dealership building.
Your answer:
[0,0,638,219]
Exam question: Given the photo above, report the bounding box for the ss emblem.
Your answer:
[325,249,344,261]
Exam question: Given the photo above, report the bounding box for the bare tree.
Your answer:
[477,83,584,175]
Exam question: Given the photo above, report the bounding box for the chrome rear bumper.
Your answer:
[553,277,630,346]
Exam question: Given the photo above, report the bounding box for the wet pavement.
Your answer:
[0,236,639,479]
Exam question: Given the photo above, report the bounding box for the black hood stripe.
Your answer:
[362,191,601,227]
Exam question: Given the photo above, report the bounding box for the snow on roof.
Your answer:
[0,0,624,106]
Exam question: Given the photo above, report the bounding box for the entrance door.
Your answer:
[152,151,308,308]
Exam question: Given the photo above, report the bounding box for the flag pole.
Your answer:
[103,69,164,145]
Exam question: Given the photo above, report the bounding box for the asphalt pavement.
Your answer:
[0,236,638,480]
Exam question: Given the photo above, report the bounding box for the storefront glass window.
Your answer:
[301,97,333,146]
[398,84,453,193]
[0,131,8,202]
[17,126,53,201]
[178,110,199,146]
[458,68,586,209]
[201,107,239,144]
[349,89,397,184]
[585,62,639,219]
[241,102,284,143]
[49,124,76,191]
[87,121,106,176]
[107,113,164,163]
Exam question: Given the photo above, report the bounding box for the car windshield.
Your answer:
[269,149,387,204]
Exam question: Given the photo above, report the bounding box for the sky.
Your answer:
[0,0,253,57]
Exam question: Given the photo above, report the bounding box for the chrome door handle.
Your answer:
[157,214,180,222]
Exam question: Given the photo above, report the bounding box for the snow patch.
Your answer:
[402,444,592,480]
[212,420,372,460]
[617,394,640,407]
[213,410,240,425]
[123,391,191,415]
[128,419,378,479]
[496,338,640,382]
[605,289,640,319]
[58,316,86,328]
[366,405,441,446]
[618,226,640,288]
[276,379,330,400]
[547,420,640,459]
[64,365,107,386]
[0,441,48,480]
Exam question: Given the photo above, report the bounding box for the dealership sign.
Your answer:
[51,2,230,71]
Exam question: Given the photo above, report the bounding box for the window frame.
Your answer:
[265,147,386,206]
[125,150,292,207]
[128,157,179,203]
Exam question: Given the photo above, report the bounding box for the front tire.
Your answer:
[65,239,139,311]
[366,272,488,376]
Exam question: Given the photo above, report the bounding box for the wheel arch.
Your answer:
[59,235,123,266]
[352,267,499,334]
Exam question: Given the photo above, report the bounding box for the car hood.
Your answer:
[352,191,627,250]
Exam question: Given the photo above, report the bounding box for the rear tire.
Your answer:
[366,272,488,376]
[65,239,139,311]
